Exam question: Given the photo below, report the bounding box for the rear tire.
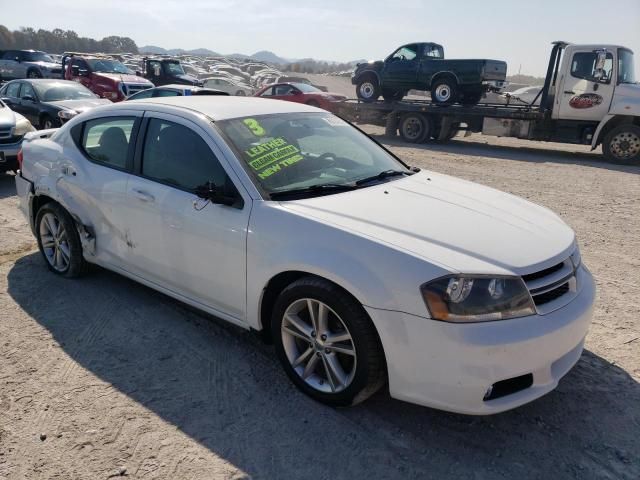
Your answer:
[271,276,386,407]
[399,112,431,143]
[35,202,88,278]
[603,124,640,165]
[356,76,380,102]
[430,77,459,105]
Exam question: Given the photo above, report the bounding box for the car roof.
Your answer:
[117,96,320,120]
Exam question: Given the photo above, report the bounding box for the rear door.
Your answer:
[60,112,143,268]
[381,44,420,91]
[123,112,251,323]
[557,48,615,121]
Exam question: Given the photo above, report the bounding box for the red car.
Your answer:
[254,82,346,111]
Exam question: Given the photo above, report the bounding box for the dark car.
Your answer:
[352,42,507,104]
[139,58,202,87]
[126,85,229,100]
[0,79,110,129]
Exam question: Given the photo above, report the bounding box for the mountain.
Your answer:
[140,45,221,56]
[250,50,288,64]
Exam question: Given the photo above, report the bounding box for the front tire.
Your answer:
[603,124,640,165]
[272,277,386,407]
[430,77,458,105]
[27,69,43,79]
[356,76,380,102]
[35,202,88,278]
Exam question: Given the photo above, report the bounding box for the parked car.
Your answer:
[503,86,543,105]
[0,50,63,80]
[15,96,595,414]
[255,82,346,110]
[277,76,328,92]
[138,58,202,87]
[0,79,111,129]
[0,98,35,172]
[202,77,253,96]
[63,54,154,101]
[352,42,507,104]
[126,85,228,100]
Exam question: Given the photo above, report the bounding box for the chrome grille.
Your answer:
[523,256,577,314]
[120,83,152,97]
[0,126,13,140]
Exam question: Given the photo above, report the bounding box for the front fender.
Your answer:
[353,68,381,85]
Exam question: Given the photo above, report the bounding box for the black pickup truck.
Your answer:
[138,58,202,87]
[352,42,507,105]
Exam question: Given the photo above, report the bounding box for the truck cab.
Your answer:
[139,58,202,87]
[63,54,154,101]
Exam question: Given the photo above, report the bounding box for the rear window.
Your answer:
[80,117,136,170]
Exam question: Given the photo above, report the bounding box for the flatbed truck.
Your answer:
[334,42,640,165]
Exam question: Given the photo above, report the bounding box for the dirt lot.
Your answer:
[1,129,639,479]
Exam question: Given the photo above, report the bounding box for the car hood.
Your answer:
[173,74,201,85]
[280,171,575,275]
[0,105,20,128]
[94,72,152,84]
[47,98,112,112]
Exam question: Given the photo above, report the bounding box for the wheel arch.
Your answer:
[430,71,460,87]
[592,115,639,149]
[354,69,381,85]
[30,194,58,231]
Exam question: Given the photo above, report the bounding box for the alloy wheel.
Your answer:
[434,84,452,103]
[359,82,375,99]
[39,212,70,272]
[281,298,357,393]
[610,131,640,159]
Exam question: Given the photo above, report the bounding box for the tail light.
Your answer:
[17,149,23,170]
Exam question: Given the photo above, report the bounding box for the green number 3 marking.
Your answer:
[243,118,266,136]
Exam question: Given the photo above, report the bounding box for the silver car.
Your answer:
[0,98,35,172]
[0,50,62,80]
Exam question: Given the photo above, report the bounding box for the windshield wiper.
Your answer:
[270,182,358,199]
[355,169,411,186]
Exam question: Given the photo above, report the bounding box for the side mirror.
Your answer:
[21,95,36,103]
[195,181,240,207]
[71,65,80,76]
[15,57,21,63]
[78,68,89,77]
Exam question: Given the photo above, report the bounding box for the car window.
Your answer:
[141,119,227,191]
[219,79,230,86]
[154,89,181,97]
[391,45,417,61]
[3,51,18,61]
[5,82,21,98]
[571,52,614,83]
[20,83,37,100]
[128,89,154,100]
[81,117,136,170]
[260,87,273,97]
[274,85,295,96]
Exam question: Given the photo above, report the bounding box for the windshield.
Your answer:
[86,59,129,74]
[217,113,409,197]
[33,82,96,102]
[24,51,55,63]
[164,62,186,75]
[618,49,636,84]
[294,83,321,93]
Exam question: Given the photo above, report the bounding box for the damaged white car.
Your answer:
[15,97,595,414]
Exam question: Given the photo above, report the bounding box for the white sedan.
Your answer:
[14,97,595,414]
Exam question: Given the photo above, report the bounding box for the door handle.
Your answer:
[132,189,155,203]
[564,90,576,95]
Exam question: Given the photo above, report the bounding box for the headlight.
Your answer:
[58,110,78,120]
[421,275,535,322]
[14,117,35,136]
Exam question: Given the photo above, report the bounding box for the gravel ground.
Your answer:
[0,125,639,479]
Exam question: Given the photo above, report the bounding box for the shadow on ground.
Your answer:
[372,135,640,175]
[0,172,17,200]
[7,253,640,479]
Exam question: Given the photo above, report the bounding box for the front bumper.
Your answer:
[0,139,23,171]
[365,265,596,415]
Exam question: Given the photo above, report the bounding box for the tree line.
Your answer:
[287,59,359,74]
[0,25,138,54]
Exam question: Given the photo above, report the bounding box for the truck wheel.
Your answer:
[399,113,431,143]
[27,69,43,79]
[382,89,404,102]
[356,77,380,102]
[603,124,640,165]
[431,78,458,105]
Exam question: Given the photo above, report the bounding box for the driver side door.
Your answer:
[381,44,420,91]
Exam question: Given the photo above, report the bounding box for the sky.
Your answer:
[1,0,639,77]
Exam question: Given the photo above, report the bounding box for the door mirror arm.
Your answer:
[195,181,240,207]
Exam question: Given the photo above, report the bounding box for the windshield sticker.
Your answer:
[245,137,304,179]
[243,118,266,136]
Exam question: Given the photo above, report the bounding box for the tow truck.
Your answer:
[334,42,640,165]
